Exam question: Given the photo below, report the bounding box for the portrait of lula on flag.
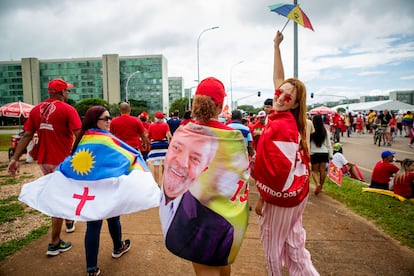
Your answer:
[19,129,161,221]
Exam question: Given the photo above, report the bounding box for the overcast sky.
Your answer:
[1,0,413,107]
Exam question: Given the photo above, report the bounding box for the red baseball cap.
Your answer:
[140,111,148,119]
[154,111,164,119]
[195,77,226,105]
[48,78,73,93]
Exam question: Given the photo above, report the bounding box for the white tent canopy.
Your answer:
[331,100,414,114]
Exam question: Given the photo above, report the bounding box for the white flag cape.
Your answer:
[19,129,160,221]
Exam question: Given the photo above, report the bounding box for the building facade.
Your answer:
[389,90,414,105]
[168,77,184,106]
[0,54,172,114]
[360,95,389,102]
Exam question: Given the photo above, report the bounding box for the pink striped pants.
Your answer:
[258,197,319,276]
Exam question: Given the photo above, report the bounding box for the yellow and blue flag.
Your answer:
[19,129,160,221]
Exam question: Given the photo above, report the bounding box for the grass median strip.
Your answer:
[323,177,414,249]
[0,224,50,261]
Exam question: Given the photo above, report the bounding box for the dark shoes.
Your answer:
[86,240,130,275]
[65,220,76,233]
[87,268,100,276]
[46,239,72,256]
[112,239,131,258]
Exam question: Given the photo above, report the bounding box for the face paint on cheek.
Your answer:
[284,94,292,103]
[275,89,282,98]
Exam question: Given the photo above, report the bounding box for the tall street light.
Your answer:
[230,60,244,111]
[197,26,219,83]
[125,70,141,102]
[187,86,197,110]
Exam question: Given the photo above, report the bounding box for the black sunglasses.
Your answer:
[98,116,112,122]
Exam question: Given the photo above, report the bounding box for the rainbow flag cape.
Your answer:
[19,129,160,221]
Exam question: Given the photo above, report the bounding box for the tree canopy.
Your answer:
[169,97,190,118]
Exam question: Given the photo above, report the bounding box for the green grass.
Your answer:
[0,173,34,186]
[0,134,11,151]
[323,177,414,249]
[0,224,50,262]
[0,200,25,224]
[0,164,50,261]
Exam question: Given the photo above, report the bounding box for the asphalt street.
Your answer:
[338,131,414,184]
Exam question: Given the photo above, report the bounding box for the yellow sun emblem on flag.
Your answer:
[71,148,96,175]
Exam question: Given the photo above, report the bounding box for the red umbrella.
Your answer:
[309,106,337,115]
[0,101,34,118]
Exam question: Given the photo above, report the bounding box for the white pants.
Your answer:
[26,140,35,163]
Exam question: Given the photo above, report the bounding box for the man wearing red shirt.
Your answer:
[139,111,151,160]
[332,113,342,142]
[250,111,266,150]
[370,150,400,190]
[8,78,82,256]
[139,111,151,130]
[110,102,149,153]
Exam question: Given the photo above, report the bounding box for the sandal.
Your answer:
[314,184,322,195]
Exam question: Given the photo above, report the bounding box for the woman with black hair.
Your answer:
[310,114,332,195]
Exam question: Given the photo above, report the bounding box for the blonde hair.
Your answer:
[394,159,414,187]
[277,78,308,156]
[398,159,414,174]
[191,95,218,123]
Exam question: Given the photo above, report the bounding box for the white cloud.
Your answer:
[1,0,413,107]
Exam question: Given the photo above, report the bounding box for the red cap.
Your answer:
[154,111,164,119]
[195,77,226,105]
[48,78,73,93]
[140,111,148,119]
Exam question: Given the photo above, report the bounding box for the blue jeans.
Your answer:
[85,216,123,272]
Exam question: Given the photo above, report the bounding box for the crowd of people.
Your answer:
[313,109,413,148]
[7,28,414,276]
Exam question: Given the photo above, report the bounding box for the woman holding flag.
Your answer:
[253,31,319,275]
[18,105,160,276]
[72,106,130,276]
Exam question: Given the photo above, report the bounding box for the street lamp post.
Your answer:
[233,91,260,109]
[187,86,197,110]
[197,26,219,83]
[125,70,141,102]
[230,60,244,111]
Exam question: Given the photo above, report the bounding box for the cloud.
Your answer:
[1,0,413,106]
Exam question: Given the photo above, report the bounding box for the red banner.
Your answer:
[328,161,343,186]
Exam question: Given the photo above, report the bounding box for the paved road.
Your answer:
[0,127,22,135]
[336,132,414,184]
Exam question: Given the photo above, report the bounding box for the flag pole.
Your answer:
[280,19,290,33]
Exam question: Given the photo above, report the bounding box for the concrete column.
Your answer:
[21,58,41,105]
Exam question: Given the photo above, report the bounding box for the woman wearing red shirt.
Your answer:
[393,159,414,198]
